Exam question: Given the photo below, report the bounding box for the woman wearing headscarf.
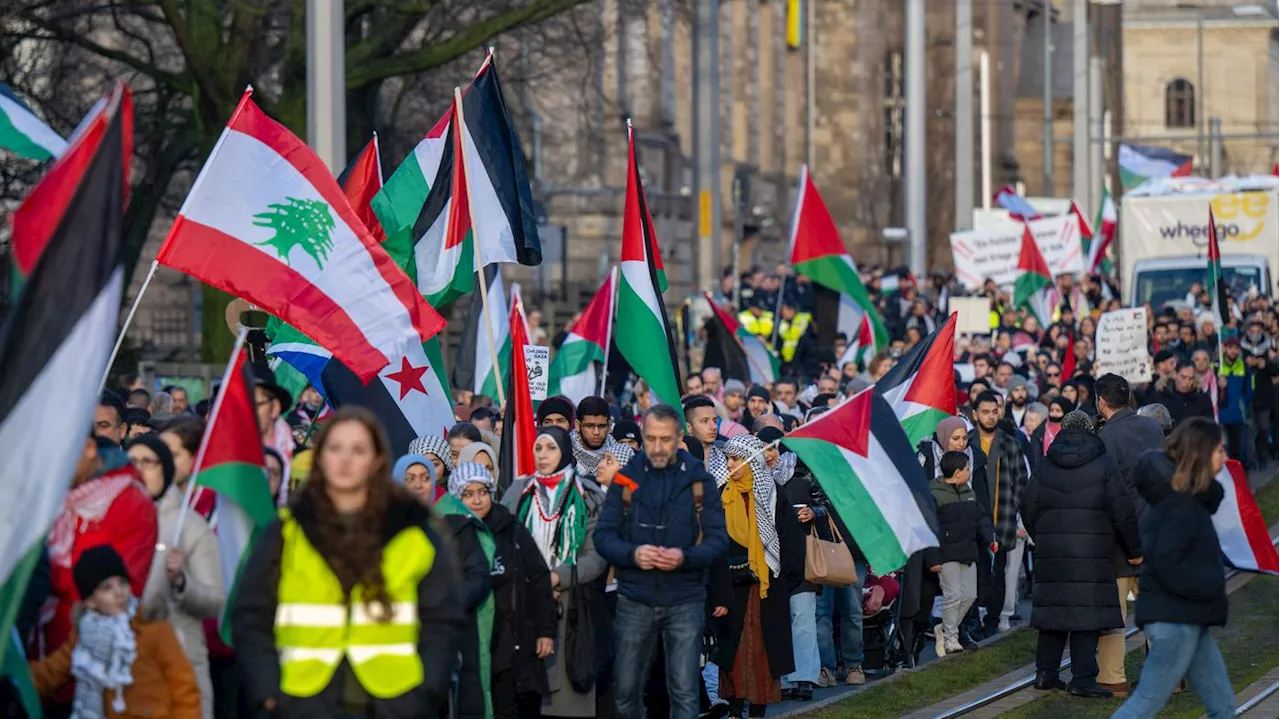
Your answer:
[710,434,796,718]
[501,426,607,717]
[407,433,454,491]
[393,453,495,719]
[917,416,978,481]
[451,463,557,719]
[459,441,500,479]
[1028,398,1074,470]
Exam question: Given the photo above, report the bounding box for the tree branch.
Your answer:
[15,13,188,92]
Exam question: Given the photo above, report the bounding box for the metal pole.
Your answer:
[732,170,745,311]
[1197,13,1205,172]
[1072,0,1088,203]
[1089,56,1103,214]
[805,0,815,166]
[1209,117,1223,177]
[306,0,345,173]
[904,0,926,279]
[1042,6,1054,196]
[955,0,974,231]
[980,51,992,209]
[693,0,722,294]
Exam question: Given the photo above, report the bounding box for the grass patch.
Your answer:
[1256,476,1277,526]
[802,630,1038,718]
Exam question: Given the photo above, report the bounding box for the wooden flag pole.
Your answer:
[599,265,619,396]
[455,86,506,406]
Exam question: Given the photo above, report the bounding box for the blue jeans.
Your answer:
[815,559,868,670]
[1112,623,1235,719]
[782,591,821,687]
[612,596,705,719]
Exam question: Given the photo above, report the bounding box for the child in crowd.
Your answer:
[924,451,998,656]
[30,545,200,719]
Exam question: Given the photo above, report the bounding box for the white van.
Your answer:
[1129,254,1272,310]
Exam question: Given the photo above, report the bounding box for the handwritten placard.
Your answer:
[1093,308,1152,385]
[524,345,550,401]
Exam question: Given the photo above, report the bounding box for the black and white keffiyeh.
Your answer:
[570,430,634,478]
[71,598,138,718]
[723,434,780,579]
[772,450,799,486]
[705,445,729,488]
[408,434,454,475]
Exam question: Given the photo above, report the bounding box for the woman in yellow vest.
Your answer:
[231,406,466,719]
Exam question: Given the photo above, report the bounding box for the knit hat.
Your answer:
[124,435,175,500]
[448,462,496,499]
[723,379,747,396]
[746,386,771,403]
[611,420,641,444]
[1061,409,1094,432]
[74,545,130,599]
[537,396,575,425]
[755,426,784,444]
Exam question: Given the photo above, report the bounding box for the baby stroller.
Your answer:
[861,576,908,677]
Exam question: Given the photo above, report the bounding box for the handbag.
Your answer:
[805,517,857,587]
[564,564,613,693]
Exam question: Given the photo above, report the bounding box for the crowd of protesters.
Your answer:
[3,259,1275,719]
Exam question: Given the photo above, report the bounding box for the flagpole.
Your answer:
[455,86,506,406]
[772,165,807,351]
[171,327,249,547]
[599,266,619,397]
[100,260,158,390]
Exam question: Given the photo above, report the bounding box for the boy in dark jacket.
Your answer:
[924,452,998,656]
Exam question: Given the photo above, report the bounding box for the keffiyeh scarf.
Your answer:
[570,430,634,478]
[772,451,798,486]
[705,445,730,489]
[408,434,454,475]
[49,472,139,571]
[930,440,975,479]
[71,598,138,718]
[448,462,496,498]
[722,435,780,591]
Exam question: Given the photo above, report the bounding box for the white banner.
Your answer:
[524,345,550,401]
[949,215,1083,290]
[1093,307,1152,385]
[950,296,992,336]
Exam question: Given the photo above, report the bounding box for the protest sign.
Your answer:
[1093,307,1152,385]
[524,345,550,401]
[949,214,1083,289]
[950,296,993,336]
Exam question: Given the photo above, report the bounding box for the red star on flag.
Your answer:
[385,356,429,399]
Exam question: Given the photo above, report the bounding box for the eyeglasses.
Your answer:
[1046,371,1060,378]
[580,422,610,432]
[130,456,160,469]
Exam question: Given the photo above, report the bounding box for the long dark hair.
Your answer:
[1165,417,1223,495]
[295,406,398,620]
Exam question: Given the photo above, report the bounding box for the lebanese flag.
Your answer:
[874,313,958,447]
[702,292,780,385]
[785,389,940,574]
[1212,459,1278,575]
[994,184,1041,222]
[548,269,616,405]
[157,89,445,383]
[499,295,537,489]
[1014,223,1057,328]
[616,124,682,406]
[337,134,384,242]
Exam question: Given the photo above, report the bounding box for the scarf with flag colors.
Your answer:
[192,346,278,642]
[0,84,135,667]
[453,265,512,401]
[500,296,538,490]
[0,82,66,161]
[788,165,888,351]
[1212,459,1279,575]
[548,269,616,405]
[1014,223,1057,328]
[157,88,446,383]
[702,293,780,385]
[873,313,958,447]
[784,389,939,574]
[616,123,682,406]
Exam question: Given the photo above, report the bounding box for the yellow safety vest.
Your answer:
[737,310,775,339]
[778,313,812,362]
[274,510,436,699]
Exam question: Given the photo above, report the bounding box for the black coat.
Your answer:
[778,464,821,594]
[1097,408,1167,577]
[1019,428,1141,632]
[1133,452,1229,629]
[1156,388,1215,429]
[483,502,557,696]
[710,491,797,679]
[923,480,997,567]
[442,513,494,719]
[231,491,465,719]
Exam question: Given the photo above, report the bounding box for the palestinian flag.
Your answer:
[785,389,940,574]
[192,346,277,642]
[616,124,682,406]
[374,54,541,308]
[548,269,616,405]
[874,313,958,447]
[0,82,66,161]
[1088,188,1117,275]
[1207,208,1229,332]
[157,89,446,383]
[836,298,876,369]
[1212,459,1279,575]
[452,265,511,401]
[1014,223,1056,328]
[702,292,780,385]
[1119,143,1193,191]
[337,134,385,242]
[788,165,888,351]
[499,295,537,491]
[0,85,135,664]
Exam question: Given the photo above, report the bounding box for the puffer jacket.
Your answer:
[1019,428,1141,632]
[923,478,996,567]
[1096,407,1166,577]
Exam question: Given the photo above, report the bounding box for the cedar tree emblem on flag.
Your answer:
[253,197,337,269]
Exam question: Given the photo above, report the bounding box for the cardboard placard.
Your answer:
[1093,307,1152,385]
[524,345,550,401]
[950,296,993,337]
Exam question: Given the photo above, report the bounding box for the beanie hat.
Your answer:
[611,420,640,444]
[723,379,747,396]
[1061,409,1094,432]
[74,545,130,599]
[536,396,575,425]
[746,386,771,403]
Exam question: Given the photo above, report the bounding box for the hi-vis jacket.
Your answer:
[232,490,466,719]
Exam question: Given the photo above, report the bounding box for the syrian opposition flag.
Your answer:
[616,124,682,406]
[452,265,512,401]
[1119,143,1193,191]
[0,82,67,161]
[703,293,780,385]
[191,345,277,642]
[1212,459,1278,575]
[0,85,135,663]
[1207,208,1230,331]
[1088,188,1117,275]
[548,269,616,405]
[1014,223,1057,328]
[994,185,1041,222]
[337,134,385,242]
[874,313,958,447]
[789,165,888,351]
[785,389,940,574]
[499,296,537,491]
[157,88,446,383]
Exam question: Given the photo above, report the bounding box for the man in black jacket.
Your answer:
[1156,361,1214,428]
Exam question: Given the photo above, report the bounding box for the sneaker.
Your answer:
[935,632,947,658]
[944,638,965,654]
[699,701,731,719]
[795,682,815,701]
[818,668,836,688]
[845,666,866,685]
[997,619,1011,632]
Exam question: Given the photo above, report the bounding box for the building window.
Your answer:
[1165,79,1195,128]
